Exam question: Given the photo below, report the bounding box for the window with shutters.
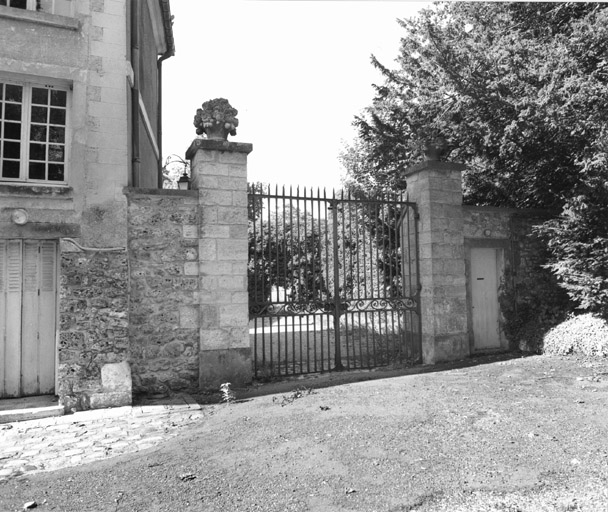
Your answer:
[0,0,73,17]
[0,78,69,184]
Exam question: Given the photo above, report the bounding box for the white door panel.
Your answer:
[470,247,503,350]
[1,239,57,397]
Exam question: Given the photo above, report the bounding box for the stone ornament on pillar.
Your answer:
[186,99,250,191]
[193,98,239,141]
[423,136,449,161]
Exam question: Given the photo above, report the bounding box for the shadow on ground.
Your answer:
[184,350,533,405]
[1,352,531,416]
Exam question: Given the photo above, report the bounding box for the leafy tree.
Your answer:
[330,192,408,302]
[343,2,608,316]
[248,187,328,317]
[539,141,608,317]
[162,154,190,189]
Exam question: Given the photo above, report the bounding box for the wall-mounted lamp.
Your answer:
[177,171,190,190]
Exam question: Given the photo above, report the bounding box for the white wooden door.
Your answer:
[470,247,503,350]
[1,239,57,397]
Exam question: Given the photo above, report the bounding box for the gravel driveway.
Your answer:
[1,353,607,511]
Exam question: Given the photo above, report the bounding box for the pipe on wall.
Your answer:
[130,0,142,187]
[157,49,173,188]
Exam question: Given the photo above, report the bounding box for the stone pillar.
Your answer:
[403,160,469,364]
[186,138,253,389]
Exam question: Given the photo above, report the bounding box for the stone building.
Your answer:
[0,0,175,408]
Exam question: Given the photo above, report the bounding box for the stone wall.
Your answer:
[508,211,552,274]
[126,189,200,395]
[404,161,469,363]
[463,206,560,287]
[58,248,129,411]
[463,206,511,240]
[402,156,570,362]
[463,206,569,351]
[188,139,254,389]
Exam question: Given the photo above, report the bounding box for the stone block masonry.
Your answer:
[404,161,566,362]
[125,189,200,396]
[187,138,254,389]
[404,161,469,364]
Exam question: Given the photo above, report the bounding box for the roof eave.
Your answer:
[159,0,175,58]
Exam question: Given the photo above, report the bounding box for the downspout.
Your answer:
[157,50,173,188]
[131,0,141,187]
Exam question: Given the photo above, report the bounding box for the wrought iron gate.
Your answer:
[248,185,421,378]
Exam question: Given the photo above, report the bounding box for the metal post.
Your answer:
[331,199,344,371]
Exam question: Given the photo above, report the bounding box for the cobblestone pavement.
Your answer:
[0,397,207,482]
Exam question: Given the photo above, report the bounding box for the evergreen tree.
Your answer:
[343,2,608,316]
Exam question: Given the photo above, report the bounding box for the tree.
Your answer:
[343,2,608,316]
[162,154,190,189]
[248,185,328,317]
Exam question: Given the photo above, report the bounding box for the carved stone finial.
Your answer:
[193,98,239,140]
[423,136,449,161]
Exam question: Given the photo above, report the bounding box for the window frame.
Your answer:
[0,0,74,17]
[0,75,71,185]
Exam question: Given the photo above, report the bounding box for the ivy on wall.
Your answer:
[499,216,572,353]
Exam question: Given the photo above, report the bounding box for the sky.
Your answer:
[162,0,429,189]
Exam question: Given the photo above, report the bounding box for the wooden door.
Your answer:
[470,247,503,350]
[1,239,57,397]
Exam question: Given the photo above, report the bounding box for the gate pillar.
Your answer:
[403,159,469,364]
[186,138,253,389]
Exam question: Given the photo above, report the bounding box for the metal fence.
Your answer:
[248,185,421,378]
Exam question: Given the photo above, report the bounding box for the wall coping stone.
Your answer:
[404,160,467,177]
[185,138,253,160]
[123,187,198,198]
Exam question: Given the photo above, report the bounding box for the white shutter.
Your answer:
[0,241,5,396]
[38,241,57,393]
[21,241,40,395]
[1,240,23,397]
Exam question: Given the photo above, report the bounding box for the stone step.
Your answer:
[0,405,64,424]
[0,395,64,424]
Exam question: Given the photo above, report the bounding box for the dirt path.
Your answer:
[1,353,607,511]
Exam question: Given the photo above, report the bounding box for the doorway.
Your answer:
[469,246,505,351]
[1,239,57,397]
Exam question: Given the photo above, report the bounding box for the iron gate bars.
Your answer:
[248,185,421,378]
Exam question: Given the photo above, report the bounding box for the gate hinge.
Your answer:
[414,212,420,220]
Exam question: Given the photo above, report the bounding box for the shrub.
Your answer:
[543,313,608,357]
[499,266,572,353]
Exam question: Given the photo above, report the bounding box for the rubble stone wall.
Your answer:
[126,188,200,395]
[463,205,556,278]
[463,206,511,240]
[58,249,129,411]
